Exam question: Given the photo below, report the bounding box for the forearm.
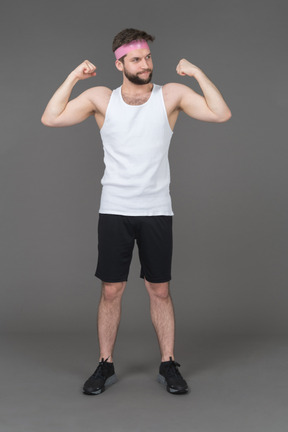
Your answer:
[194,69,231,118]
[41,72,79,125]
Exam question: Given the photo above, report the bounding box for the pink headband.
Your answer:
[114,40,150,60]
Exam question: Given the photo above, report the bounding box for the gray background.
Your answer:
[1,0,287,431]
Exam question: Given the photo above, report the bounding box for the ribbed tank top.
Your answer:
[99,84,174,216]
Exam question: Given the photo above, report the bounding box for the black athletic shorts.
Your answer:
[95,214,173,283]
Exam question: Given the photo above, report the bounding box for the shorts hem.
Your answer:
[95,272,128,283]
[140,275,171,283]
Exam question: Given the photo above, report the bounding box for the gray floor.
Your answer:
[1,333,287,432]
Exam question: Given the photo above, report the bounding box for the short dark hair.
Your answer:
[112,28,155,62]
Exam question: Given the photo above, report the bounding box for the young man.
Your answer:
[41,28,231,395]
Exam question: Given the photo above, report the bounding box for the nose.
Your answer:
[141,58,149,69]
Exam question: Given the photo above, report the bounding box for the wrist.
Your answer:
[67,71,80,85]
[192,68,204,80]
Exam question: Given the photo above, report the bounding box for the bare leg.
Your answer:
[145,279,175,361]
[97,281,126,362]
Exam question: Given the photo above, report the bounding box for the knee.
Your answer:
[101,281,126,302]
[145,280,170,300]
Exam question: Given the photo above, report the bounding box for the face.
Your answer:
[118,49,153,85]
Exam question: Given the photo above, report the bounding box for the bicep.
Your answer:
[180,87,219,122]
[53,90,96,127]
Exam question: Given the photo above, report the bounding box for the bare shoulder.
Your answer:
[84,86,112,102]
[162,82,185,92]
[162,83,194,111]
[86,86,112,96]
[162,82,195,98]
[82,86,112,114]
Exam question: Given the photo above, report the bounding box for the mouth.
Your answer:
[138,70,151,75]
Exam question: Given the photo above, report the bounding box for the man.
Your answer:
[41,28,231,396]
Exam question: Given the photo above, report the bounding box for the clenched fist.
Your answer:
[176,59,202,78]
[71,60,97,80]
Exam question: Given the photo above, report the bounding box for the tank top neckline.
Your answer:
[119,84,156,108]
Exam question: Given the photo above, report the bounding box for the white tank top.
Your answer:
[99,84,174,216]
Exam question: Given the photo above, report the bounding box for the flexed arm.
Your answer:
[41,60,99,127]
[175,59,232,122]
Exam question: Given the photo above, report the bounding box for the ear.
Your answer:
[115,59,124,72]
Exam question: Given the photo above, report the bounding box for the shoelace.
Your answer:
[93,357,110,378]
[165,356,182,377]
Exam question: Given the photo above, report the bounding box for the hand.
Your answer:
[176,59,202,78]
[70,60,97,80]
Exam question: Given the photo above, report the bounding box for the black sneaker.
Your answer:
[83,357,117,395]
[158,357,188,394]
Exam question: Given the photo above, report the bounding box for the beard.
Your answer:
[123,67,153,85]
